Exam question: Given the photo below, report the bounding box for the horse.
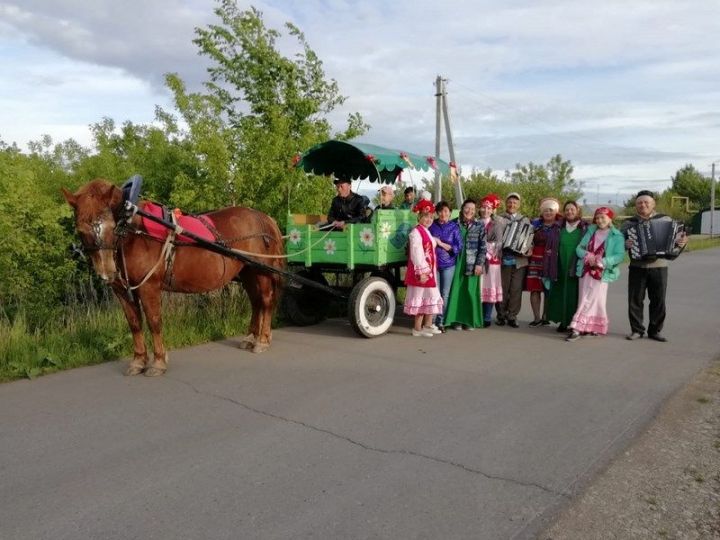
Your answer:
[62,178,284,376]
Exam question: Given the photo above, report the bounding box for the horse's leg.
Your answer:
[136,284,168,377]
[111,284,148,376]
[238,273,261,350]
[251,273,278,354]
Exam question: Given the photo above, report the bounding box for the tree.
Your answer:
[161,1,369,222]
[0,146,77,326]
[670,164,714,210]
[437,155,581,213]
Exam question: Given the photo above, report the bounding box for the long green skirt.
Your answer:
[547,227,582,326]
[444,228,483,328]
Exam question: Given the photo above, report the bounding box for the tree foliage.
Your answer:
[439,155,582,217]
[0,145,77,325]
[670,164,715,210]
[162,1,369,219]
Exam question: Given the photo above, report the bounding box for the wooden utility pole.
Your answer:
[434,76,464,205]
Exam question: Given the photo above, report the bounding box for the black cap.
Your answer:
[636,190,655,199]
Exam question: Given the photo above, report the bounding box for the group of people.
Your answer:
[326,177,416,229]
[403,190,688,342]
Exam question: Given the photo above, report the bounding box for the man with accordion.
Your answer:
[621,190,688,342]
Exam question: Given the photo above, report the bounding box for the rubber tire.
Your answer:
[349,276,396,338]
[282,270,330,326]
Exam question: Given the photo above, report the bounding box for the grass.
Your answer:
[2,234,717,384]
[0,286,251,382]
[686,235,720,251]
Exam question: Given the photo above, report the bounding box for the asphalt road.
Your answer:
[1,249,718,540]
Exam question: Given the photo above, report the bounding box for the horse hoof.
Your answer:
[125,364,145,376]
[144,367,167,377]
[252,342,270,354]
[239,334,256,349]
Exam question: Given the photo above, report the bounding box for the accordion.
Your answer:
[626,219,683,261]
[501,220,533,256]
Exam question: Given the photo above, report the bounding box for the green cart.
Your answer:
[282,140,450,337]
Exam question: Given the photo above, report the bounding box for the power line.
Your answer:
[449,79,688,162]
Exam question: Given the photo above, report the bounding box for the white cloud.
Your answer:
[0,0,719,193]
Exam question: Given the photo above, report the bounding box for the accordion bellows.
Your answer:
[502,220,533,255]
[626,219,683,261]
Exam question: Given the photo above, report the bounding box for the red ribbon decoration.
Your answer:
[426,156,437,170]
[400,151,415,169]
[365,154,378,163]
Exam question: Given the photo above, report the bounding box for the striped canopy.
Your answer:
[295,140,450,184]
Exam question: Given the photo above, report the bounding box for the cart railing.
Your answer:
[285,209,416,269]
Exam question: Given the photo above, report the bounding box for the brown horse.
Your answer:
[62,179,284,376]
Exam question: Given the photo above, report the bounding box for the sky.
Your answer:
[1,0,719,204]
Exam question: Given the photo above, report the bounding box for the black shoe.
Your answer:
[540,319,550,326]
[565,331,581,342]
[528,320,542,328]
[495,318,506,327]
[483,321,492,328]
[508,320,519,328]
[626,332,644,340]
[556,324,567,333]
[648,333,668,342]
[438,325,446,334]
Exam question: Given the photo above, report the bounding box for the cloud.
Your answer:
[0,0,719,192]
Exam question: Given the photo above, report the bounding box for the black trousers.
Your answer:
[628,266,668,335]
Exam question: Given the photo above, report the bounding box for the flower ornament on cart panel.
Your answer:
[359,227,375,249]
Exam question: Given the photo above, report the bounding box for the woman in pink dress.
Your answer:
[404,198,444,337]
[566,207,626,341]
[478,194,503,327]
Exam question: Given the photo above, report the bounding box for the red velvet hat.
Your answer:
[594,206,615,220]
[480,193,501,210]
[412,199,435,214]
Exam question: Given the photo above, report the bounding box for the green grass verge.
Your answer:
[686,235,720,251]
[0,288,251,382]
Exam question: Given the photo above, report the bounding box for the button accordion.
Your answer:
[626,218,683,261]
[501,220,533,256]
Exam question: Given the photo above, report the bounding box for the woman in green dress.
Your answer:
[547,201,586,331]
[444,199,486,330]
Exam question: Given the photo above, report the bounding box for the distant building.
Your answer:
[690,207,720,234]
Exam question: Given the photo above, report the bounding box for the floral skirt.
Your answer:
[570,275,609,334]
[404,285,443,315]
[482,263,503,303]
[525,245,545,292]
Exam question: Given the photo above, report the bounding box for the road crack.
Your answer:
[167,375,565,498]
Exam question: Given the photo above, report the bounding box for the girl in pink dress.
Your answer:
[478,194,503,326]
[404,199,444,337]
[566,207,626,341]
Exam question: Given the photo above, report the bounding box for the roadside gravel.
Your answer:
[543,356,720,539]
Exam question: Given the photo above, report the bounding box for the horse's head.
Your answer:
[62,179,124,283]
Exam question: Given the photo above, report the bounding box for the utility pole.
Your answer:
[434,76,464,205]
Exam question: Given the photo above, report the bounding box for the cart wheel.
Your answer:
[281,270,330,326]
[349,276,396,338]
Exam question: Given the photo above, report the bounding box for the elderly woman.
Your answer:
[547,201,586,332]
[526,198,562,327]
[444,198,486,330]
[478,194,503,327]
[429,200,463,332]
